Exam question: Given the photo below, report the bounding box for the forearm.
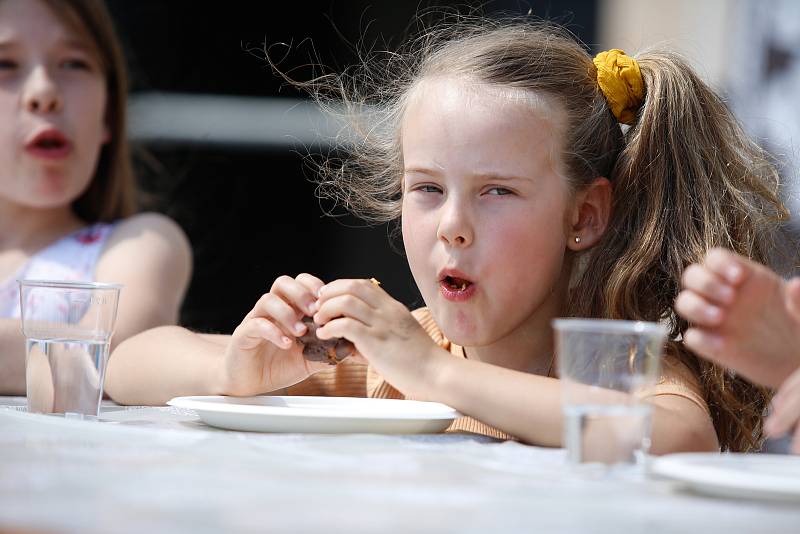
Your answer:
[429,357,564,446]
[428,358,718,452]
[104,326,225,406]
[0,319,26,395]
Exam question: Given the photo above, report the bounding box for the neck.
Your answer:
[0,200,84,251]
[463,266,571,376]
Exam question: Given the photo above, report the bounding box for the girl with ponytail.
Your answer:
[110,18,786,453]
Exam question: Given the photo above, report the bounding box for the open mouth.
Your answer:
[442,276,472,291]
[25,130,71,159]
[34,137,67,149]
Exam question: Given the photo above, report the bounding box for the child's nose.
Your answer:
[437,199,473,247]
[23,67,62,114]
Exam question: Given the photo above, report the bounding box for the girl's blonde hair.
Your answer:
[301,18,788,451]
[39,0,136,221]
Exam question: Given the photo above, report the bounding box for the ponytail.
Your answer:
[571,50,789,451]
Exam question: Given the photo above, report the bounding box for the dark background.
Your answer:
[105,0,598,333]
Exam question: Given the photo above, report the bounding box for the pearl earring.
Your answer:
[574,236,581,244]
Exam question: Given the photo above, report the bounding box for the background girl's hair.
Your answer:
[41,0,136,222]
[293,15,789,451]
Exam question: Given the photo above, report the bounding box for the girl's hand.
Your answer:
[765,367,800,454]
[219,273,332,396]
[675,248,800,388]
[313,278,450,400]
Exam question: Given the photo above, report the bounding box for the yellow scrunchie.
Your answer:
[593,49,644,125]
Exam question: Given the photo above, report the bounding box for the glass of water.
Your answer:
[553,319,667,468]
[19,280,122,417]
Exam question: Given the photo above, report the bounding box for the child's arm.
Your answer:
[765,367,800,453]
[315,279,718,452]
[428,357,717,453]
[675,248,800,388]
[105,326,232,405]
[105,273,334,405]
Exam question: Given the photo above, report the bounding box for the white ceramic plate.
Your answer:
[651,452,800,501]
[167,395,461,434]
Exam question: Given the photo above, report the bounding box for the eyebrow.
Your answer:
[473,173,529,183]
[404,167,440,177]
[404,167,530,182]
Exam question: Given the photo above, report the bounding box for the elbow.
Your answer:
[650,425,719,455]
[650,405,720,455]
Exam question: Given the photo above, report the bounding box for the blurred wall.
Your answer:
[599,0,800,240]
[598,0,734,88]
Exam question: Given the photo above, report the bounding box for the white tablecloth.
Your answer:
[1,398,798,534]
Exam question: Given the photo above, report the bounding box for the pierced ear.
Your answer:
[567,177,612,251]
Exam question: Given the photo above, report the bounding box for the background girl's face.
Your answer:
[401,77,574,347]
[0,0,108,211]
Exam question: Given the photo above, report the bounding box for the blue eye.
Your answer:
[486,187,513,196]
[417,184,443,194]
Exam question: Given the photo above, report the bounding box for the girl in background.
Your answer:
[108,18,786,453]
[0,0,192,394]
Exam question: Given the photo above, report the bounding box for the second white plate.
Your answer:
[651,452,800,501]
[167,395,461,434]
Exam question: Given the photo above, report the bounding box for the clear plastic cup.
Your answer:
[19,280,122,417]
[552,319,667,468]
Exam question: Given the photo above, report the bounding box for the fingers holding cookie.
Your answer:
[269,273,324,317]
[296,278,382,365]
[239,273,327,350]
[317,278,383,310]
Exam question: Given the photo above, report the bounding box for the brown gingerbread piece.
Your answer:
[296,316,354,365]
[295,278,379,365]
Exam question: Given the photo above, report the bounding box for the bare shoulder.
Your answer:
[107,212,189,247]
[97,212,192,284]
